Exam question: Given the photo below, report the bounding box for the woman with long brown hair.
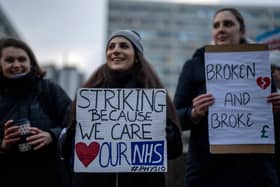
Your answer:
[61,29,182,187]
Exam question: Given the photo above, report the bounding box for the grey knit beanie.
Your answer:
[107,30,144,54]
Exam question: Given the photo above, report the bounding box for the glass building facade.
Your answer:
[108,0,280,96]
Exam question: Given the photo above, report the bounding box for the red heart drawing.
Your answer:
[75,142,100,167]
[256,77,271,89]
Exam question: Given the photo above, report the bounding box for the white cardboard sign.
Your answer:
[74,88,167,173]
[205,49,274,146]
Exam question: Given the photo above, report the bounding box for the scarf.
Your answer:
[0,72,39,98]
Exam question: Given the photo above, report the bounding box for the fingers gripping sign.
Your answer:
[267,92,280,112]
[192,93,215,123]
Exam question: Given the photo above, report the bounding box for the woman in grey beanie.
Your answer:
[61,29,183,187]
[107,29,144,53]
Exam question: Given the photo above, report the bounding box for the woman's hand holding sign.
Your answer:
[267,92,280,112]
[191,93,215,123]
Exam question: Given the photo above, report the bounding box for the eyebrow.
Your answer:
[214,18,235,23]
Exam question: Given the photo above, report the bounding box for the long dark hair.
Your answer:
[0,38,46,78]
[62,44,180,159]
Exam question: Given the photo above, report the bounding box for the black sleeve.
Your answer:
[41,80,72,142]
[174,60,197,131]
[166,118,183,159]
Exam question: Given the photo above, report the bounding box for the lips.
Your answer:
[10,67,25,73]
[10,69,24,75]
[110,57,126,64]
[112,57,124,61]
[217,35,228,41]
[215,35,230,44]
[11,69,22,73]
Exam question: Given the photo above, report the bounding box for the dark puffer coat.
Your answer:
[0,73,71,187]
[174,47,279,187]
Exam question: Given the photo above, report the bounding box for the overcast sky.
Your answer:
[0,0,279,77]
[0,0,107,77]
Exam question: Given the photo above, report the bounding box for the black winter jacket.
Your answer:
[174,47,279,187]
[0,74,71,187]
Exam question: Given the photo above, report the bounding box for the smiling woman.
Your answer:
[0,47,31,78]
[61,29,183,187]
[0,38,72,187]
[106,37,136,71]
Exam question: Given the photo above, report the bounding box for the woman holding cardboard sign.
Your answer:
[0,38,71,187]
[61,30,183,187]
[174,8,280,187]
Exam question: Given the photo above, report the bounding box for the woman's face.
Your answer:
[212,11,245,45]
[0,47,31,78]
[106,36,135,71]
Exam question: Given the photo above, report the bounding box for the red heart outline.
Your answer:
[75,142,100,167]
[256,77,271,89]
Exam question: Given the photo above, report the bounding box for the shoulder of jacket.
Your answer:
[183,47,205,66]
[36,79,61,96]
[39,78,61,89]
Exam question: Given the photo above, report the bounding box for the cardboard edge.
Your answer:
[205,44,268,53]
[210,144,274,154]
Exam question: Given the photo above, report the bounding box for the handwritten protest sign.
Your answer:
[74,88,167,172]
[205,44,274,153]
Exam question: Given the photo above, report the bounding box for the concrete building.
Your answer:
[43,64,85,99]
[108,2,280,186]
[108,0,280,96]
[0,4,20,38]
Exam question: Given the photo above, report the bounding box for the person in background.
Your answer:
[61,29,183,187]
[0,38,71,187]
[174,8,280,187]
[272,64,280,93]
[271,63,280,183]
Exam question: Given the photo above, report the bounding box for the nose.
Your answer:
[217,24,225,32]
[12,60,21,68]
[111,46,121,55]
